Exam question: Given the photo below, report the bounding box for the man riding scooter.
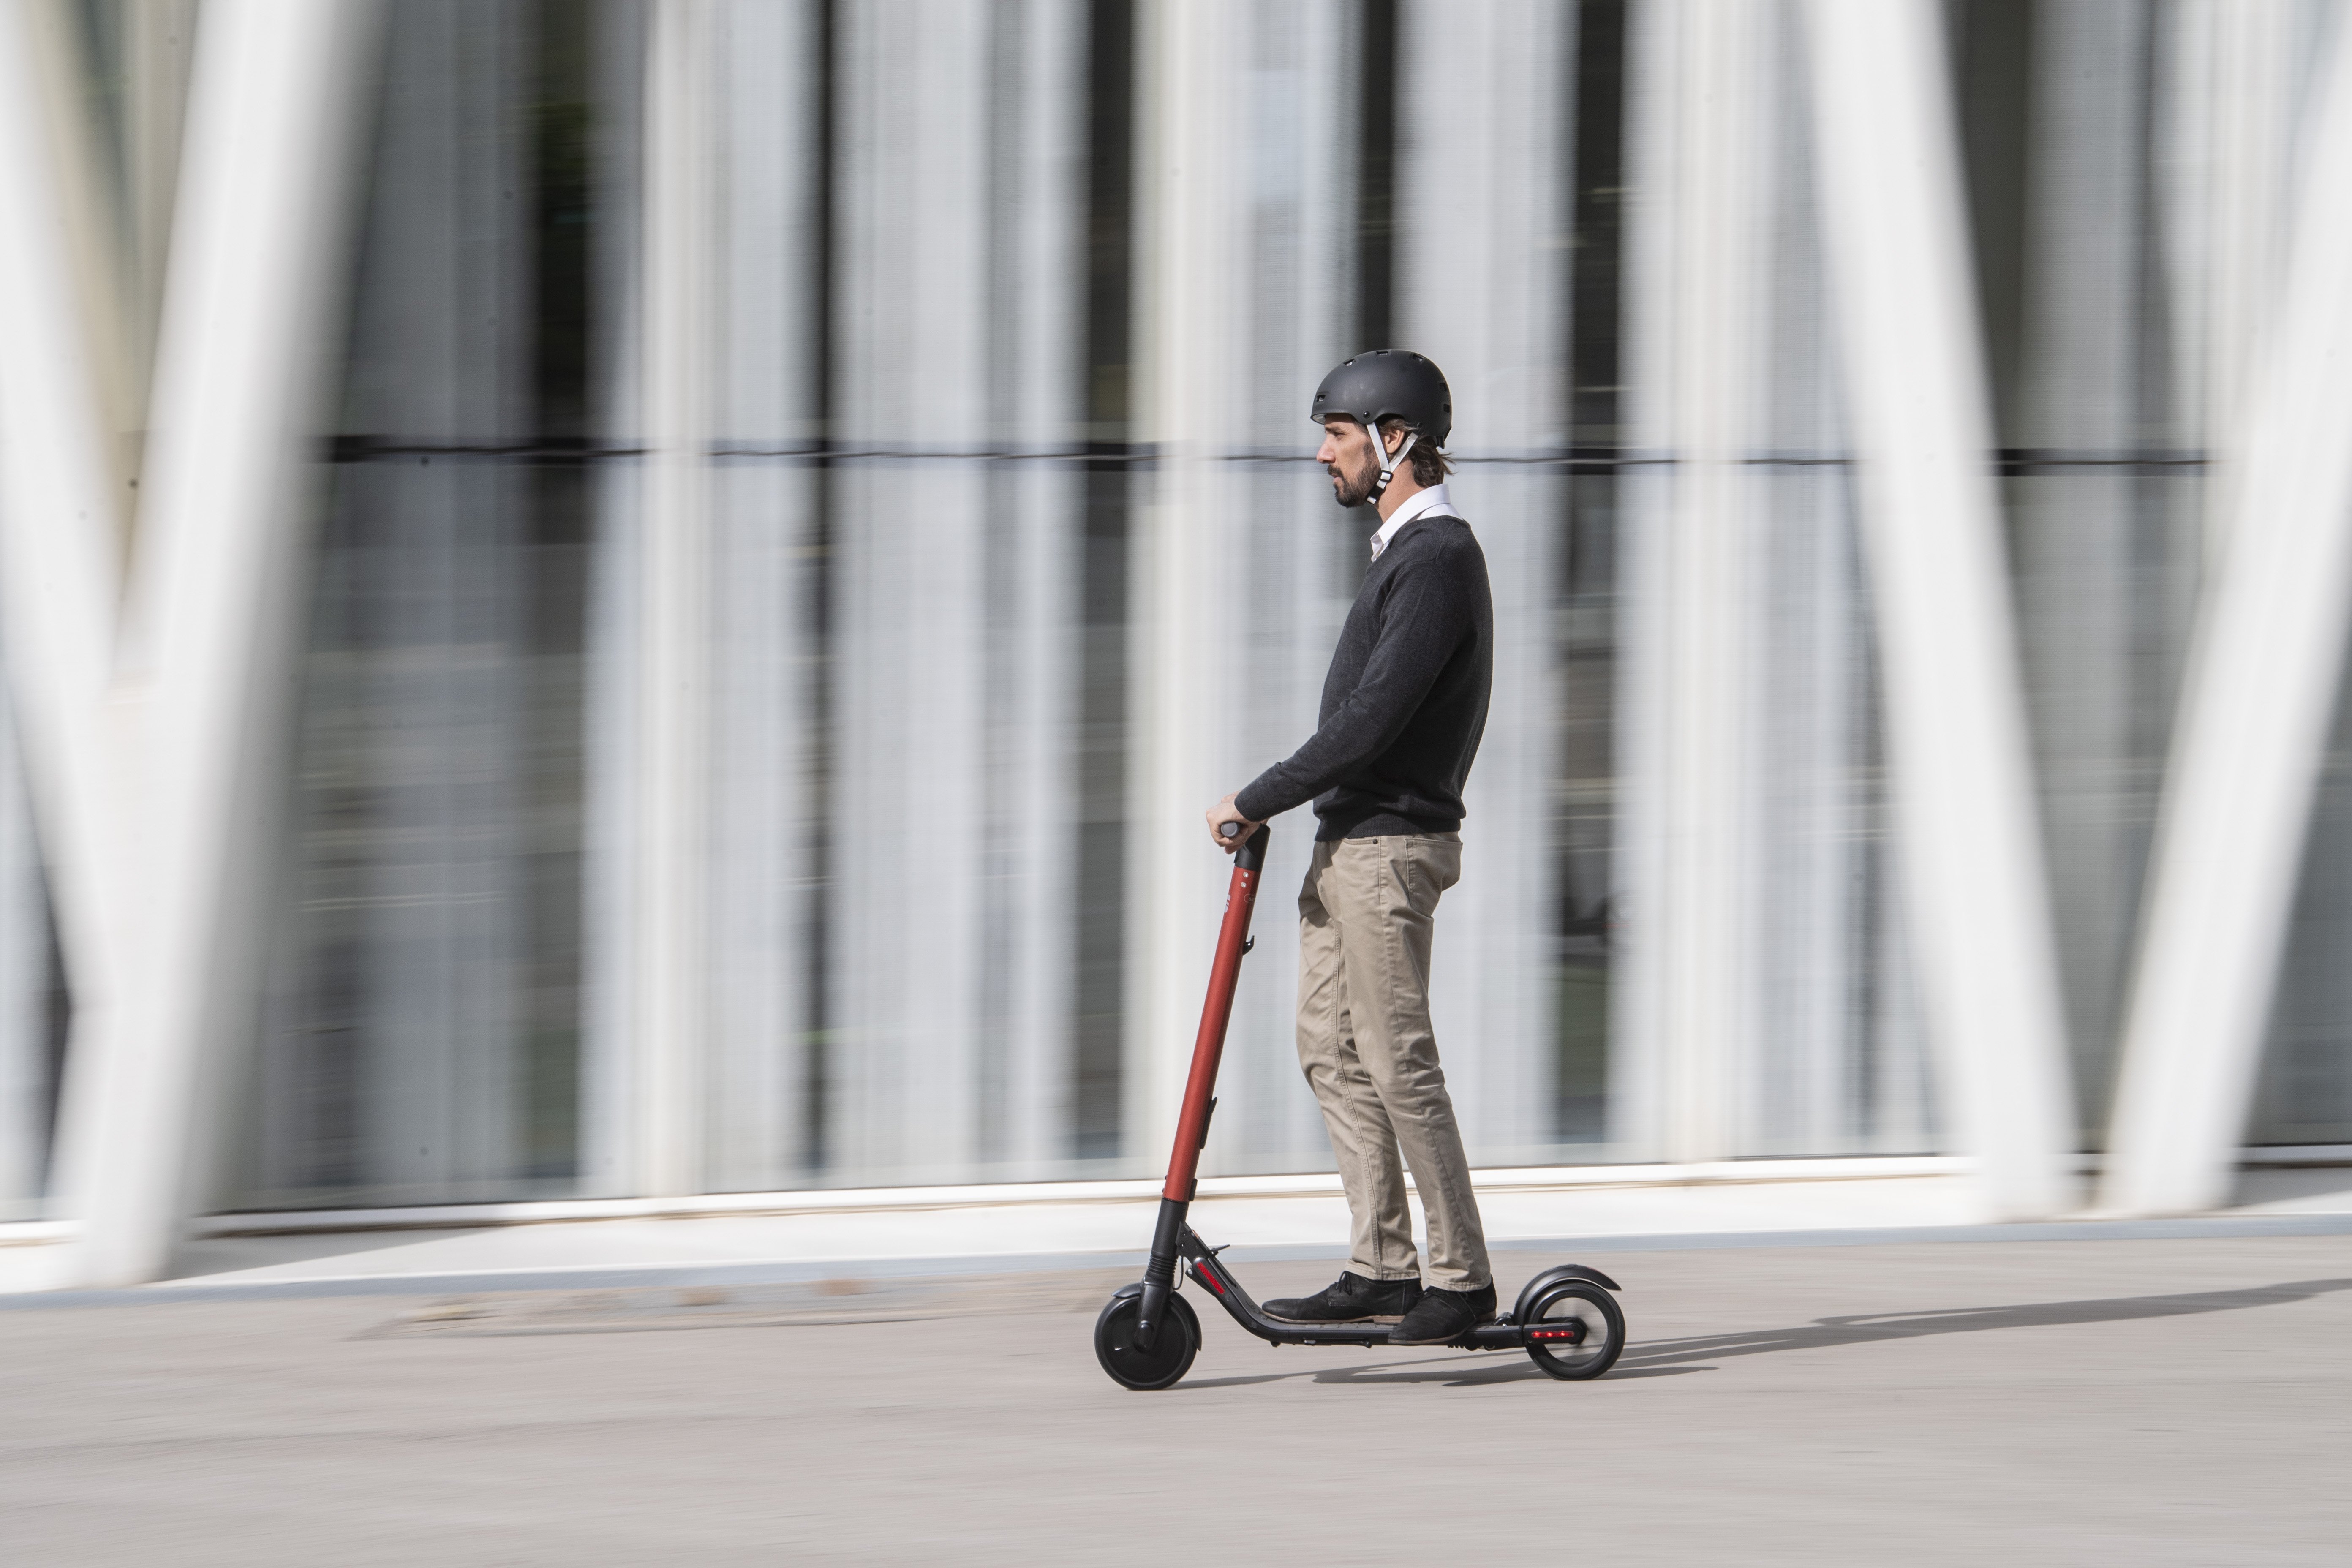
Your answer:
[1204,350,1497,1347]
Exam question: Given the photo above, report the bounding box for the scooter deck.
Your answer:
[1176,1222,1585,1353]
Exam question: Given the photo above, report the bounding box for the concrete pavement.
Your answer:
[2,1233,2347,1565]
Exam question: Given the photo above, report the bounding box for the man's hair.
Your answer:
[1380,417,1453,487]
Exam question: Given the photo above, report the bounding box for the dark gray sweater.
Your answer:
[1235,513,1493,840]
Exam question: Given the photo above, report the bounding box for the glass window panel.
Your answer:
[0,681,65,1221]
[237,0,622,1209]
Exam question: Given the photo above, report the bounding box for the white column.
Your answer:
[2102,5,2352,1217]
[1612,0,1768,1164]
[830,0,983,1181]
[1750,14,1931,1156]
[2161,0,2301,572]
[828,8,960,1180]
[701,0,819,1191]
[819,0,1086,1186]
[71,0,384,1285]
[1393,0,1571,1163]
[580,0,653,1200]
[1212,1,1351,1177]
[1132,0,1250,1176]
[9,1,142,506]
[0,0,132,1222]
[634,0,715,1197]
[983,0,1083,1175]
[1802,0,2078,1219]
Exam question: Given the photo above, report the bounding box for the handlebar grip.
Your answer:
[1219,820,1243,839]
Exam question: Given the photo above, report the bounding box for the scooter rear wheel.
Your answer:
[1093,1288,1201,1391]
[1523,1281,1625,1381]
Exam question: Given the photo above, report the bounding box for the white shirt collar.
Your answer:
[1370,482,1462,559]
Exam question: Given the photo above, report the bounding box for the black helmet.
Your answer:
[1310,350,1451,501]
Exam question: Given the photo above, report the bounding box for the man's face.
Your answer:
[1317,417,1380,509]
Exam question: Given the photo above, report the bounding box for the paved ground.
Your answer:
[2,1234,2347,1565]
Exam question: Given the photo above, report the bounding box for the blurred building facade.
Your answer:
[1,0,2349,1282]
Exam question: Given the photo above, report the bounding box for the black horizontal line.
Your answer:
[1994,449,2211,475]
[318,436,2216,477]
[321,437,645,463]
[319,438,1152,466]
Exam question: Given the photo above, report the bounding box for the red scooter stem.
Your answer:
[1162,824,1270,1201]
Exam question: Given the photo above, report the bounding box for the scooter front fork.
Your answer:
[1133,1197,1189,1350]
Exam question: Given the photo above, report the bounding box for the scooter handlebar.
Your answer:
[1220,820,1270,871]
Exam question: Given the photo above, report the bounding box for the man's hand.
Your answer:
[1205,793,1262,854]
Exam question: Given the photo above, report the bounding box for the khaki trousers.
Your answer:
[1295,833,1491,1292]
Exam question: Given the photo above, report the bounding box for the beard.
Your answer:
[1327,452,1378,509]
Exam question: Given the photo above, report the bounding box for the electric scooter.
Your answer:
[1092,823,1627,1390]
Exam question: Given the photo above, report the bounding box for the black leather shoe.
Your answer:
[1263,1271,1423,1324]
[1388,1282,1497,1344]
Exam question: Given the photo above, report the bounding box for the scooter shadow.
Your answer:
[1180,1353,1635,1390]
[1324,1358,1709,1387]
[1175,1276,2352,1391]
[1615,1275,2352,1372]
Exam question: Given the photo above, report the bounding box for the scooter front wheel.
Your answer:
[1523,1281,1625,1381]
[1093,1286,1200,1390]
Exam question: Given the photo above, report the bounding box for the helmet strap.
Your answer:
[1364,419,1418,503]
